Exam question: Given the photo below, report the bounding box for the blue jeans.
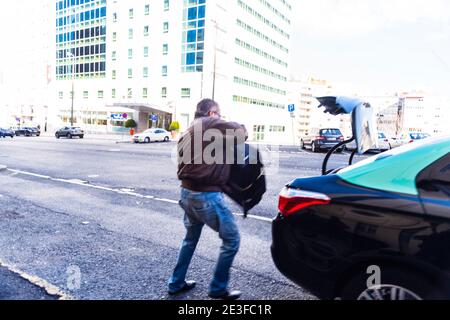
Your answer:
[168,188,240,295]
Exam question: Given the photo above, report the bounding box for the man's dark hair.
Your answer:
[195,99,218,119]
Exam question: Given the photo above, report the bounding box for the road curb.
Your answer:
[0,165,7,172]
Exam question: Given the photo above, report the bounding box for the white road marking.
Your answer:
[88,175,99,178]
[108,149,121,152]
[0,258,73,300]
[6,168,272,224]
[234,213,273,223]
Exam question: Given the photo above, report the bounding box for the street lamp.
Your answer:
[67,51,75,126]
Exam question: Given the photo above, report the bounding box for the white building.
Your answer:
[288,76,353,144]
[377,92,450,137]
[52,0,293,143]
[0,0,55,130]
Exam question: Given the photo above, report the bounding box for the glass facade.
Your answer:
[56,0,107,80]
[181,0,206,73]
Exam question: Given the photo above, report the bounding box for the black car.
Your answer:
[272,136,450,300]
[14,127,36,137]
[300,128,345,153]
[29,127,41,136]
[0,128,15,138]
[55,127,84,139]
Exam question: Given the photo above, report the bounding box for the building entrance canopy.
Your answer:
[108,103,173,132]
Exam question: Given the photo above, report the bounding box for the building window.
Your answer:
[163,22,169,33]
[112,70,117,79]
[162,44,168,55]
[161,87,167,98]
[143,67,148,78]
[128,49,133,59]
[112,51,117,61]
[269,126,285,133]
[181,88,191,99]
[181,1,205,73]
[113,13,117,22]
[144,26,149,36]
[83,91,89,99]
[164,0,169,11]
[128,28,134,39]
[98,90,104,99]
[144,46,149,57]
[128,68,133,78]
[58,91,64,99]
[129,8,134,19]
[113,32,117,41]
[162,65,168,76]
[127,88,133,98]
[143,88,148,98]
[145,4,150,15]
[112,88,116,98]
[253,125,265,141]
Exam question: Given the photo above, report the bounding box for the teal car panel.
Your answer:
[337,136,450,196]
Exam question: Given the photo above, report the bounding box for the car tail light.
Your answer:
[409,140,414,143]
[278,187,331,217]
[316,136,325,141]
[339,136,344,141]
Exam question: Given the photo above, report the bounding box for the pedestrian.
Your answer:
[168,98,247,300]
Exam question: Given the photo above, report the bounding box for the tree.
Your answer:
[169,121,180,132]
[124,119,137,129]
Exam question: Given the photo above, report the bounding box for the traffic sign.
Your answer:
[150,115,158,122]
[288,104,295,112]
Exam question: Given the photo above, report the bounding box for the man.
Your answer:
[168,99,247,300]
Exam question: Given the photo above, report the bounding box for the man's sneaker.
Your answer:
[208,290,241,300]
[168,280,196,295]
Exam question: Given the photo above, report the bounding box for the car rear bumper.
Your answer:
[315,142,344,150]
[271,214,335,299]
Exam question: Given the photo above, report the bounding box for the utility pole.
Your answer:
[211,19,219,101]
[67,51,75,127]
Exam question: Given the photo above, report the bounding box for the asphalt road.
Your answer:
[0,136,369,300]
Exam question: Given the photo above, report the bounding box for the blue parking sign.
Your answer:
[288,104,295,112]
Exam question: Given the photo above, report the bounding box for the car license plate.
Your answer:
[328,138,336,141]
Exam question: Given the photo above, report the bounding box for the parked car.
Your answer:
[133,128,171,143]
[346,132,391,152]
[272,135,450,300]
[55,127,84,139]
[300,128,345,153]
[14,127,37,137]
[29,127,41,136]
[0,128,15,138]
[391,132,430,148]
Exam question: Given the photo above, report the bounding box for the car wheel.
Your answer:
[144,137,150,144]
[55,134,60,139]
[164,136,170,142]
[311,142,317,153]
[339,267,444,300]
[80,135,84,139]
[67,133,72,139]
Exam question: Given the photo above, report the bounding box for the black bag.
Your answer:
[223,144,266,218]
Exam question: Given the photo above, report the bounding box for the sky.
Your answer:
[1,0,449,99]
[290,0,450,98]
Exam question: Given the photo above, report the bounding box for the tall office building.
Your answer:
[54,0,293,143]
[0,0,54,129]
